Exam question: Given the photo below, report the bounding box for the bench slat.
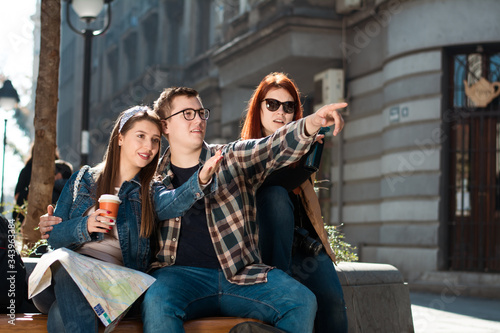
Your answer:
[0,313,262,332]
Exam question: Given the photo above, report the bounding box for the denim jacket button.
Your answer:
[175,217,180,221]
[172,238,177,242]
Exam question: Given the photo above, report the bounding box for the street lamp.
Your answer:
[64,0,113,166]
[0,80,20,212]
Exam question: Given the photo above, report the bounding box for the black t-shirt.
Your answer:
[171,164,220,269]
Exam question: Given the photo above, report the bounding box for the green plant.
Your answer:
[313,179,358,262]
[325,224,358,262]
[12,201,27,229]
[5,201,48,257]
[22,238,48,257]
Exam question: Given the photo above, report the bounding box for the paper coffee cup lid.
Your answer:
[98,194,122,203]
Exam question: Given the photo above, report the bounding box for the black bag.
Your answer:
[0,215,29,313]
[229,322,285,333]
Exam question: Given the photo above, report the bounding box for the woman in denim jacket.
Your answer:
[40,106,222,332]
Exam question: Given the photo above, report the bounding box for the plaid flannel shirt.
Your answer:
[150,118,316,285]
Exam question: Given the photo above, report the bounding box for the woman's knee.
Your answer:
[51,263,72,285]
[47,301,64,332]
[32,286,56,314]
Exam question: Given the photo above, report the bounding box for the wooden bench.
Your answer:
[1,313,263,332]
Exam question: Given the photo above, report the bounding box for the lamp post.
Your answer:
[64,0,113,166]
[0,80,20,212]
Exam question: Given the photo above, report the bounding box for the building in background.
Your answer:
[56,0,500,296]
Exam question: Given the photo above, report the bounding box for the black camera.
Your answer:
[293,227,323,257]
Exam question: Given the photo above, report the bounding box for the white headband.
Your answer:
[119,106,150,132]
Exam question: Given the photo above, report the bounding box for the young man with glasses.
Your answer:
[143,86,346,333]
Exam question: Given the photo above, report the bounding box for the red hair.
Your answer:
[240,72,303,140]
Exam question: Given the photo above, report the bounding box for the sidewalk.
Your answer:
[410,292,500,333]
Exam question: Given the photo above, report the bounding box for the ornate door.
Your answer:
[448,47,500,272]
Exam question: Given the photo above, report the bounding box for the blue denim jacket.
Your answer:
[48,165,216,272]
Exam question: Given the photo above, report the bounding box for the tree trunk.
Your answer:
[23,0,61,248]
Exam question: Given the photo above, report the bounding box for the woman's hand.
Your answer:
[199,150,223,185]
[39,205,61,239]
[87,209,114,234]
[315,134,325,144]
[305,103,347,136]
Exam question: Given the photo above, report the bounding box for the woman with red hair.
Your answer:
[241,72,348,333]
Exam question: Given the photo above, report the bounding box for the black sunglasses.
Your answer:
[262,99,296,114]
[163,108,210,121]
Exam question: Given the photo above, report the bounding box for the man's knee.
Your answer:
[142,285,178,314]
[298,286,317,313]
[142,288,162,311]
[282,276,317,313]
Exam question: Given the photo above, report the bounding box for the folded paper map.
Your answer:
[28,248,156,332]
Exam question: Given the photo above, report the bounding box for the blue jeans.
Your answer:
[141,266,317,333]
[291,251,348,333]
[32,285,56,314]
[47,263,98,332]
[257,185,348,333]
[257,186,295,274]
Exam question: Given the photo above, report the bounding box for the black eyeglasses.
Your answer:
[262,99,296,114]
[163,108,210,121]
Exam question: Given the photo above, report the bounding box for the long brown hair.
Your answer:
[240,72,303,140]
[95,106,161,238]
